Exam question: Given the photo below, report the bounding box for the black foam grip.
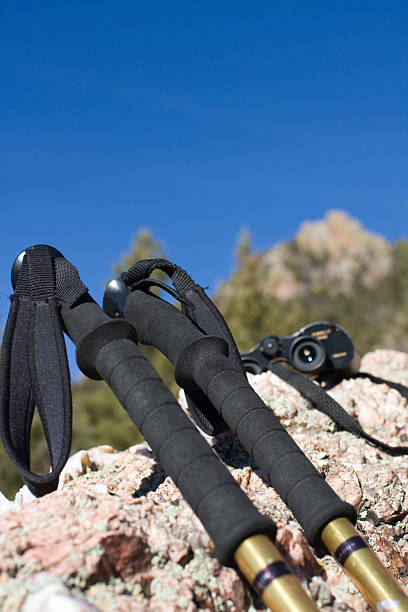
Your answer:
[124,291,357,547]
[61,298,138,379]
[61,300,276,566]
[124,291,204,363]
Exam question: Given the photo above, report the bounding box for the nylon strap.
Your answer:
[123,258,195,296]
[123,258,246,435]
[0,246,88,496]
[349,371,408,401]
[270,362,408,456]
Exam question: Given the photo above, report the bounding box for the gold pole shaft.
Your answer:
[234,534,318,612]
[321,518,408,611]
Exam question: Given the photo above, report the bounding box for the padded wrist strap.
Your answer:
[0,246,87,496]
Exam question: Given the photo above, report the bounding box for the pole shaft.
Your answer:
[235,535,318,611]
[321,518,408,611]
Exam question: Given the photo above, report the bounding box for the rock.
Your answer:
[261,211,392,299]
[14,485,38,506]
[21,573,99,612]
[0,490,13,514]
[0,349,408,610]
[360,350,408,386]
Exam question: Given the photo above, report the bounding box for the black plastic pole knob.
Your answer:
[11,245,63,290]
[103,276,130,318]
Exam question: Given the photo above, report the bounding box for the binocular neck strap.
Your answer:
[270,362,408,456]
[0,247,87,496]
[349,371,408,401]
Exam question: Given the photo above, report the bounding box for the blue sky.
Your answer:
[1,1,407,370]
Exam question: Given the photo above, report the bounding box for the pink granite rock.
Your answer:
[0,350,407,611]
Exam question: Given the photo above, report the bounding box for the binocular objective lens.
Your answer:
[290,338,326,373]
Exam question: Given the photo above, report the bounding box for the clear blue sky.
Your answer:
[1,1,407,352]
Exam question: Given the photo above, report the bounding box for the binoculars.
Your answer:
[241,321,359,379]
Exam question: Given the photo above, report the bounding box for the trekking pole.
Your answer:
[107,284,408,612]
[9,246,318,612]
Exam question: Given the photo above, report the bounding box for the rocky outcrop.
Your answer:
[261,211,392,299]
[0,350,408,611]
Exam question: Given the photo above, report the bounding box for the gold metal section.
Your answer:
[234,535,318,612]
[321,518,408,611]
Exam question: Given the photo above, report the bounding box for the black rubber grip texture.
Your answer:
[61,299,276,566]
[124,291,357,547]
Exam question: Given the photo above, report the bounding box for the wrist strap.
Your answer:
[123,258,246,436]
[0,246,87,496]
